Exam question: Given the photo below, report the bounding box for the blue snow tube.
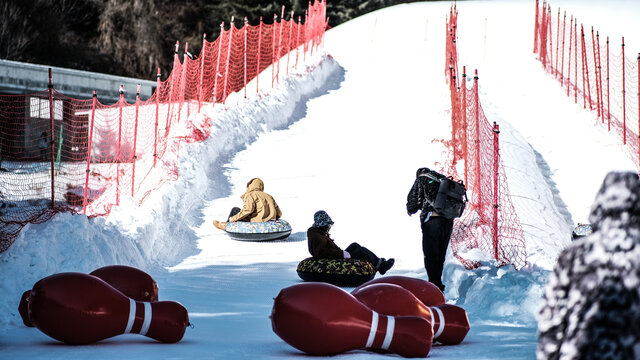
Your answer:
[225,219,292,241]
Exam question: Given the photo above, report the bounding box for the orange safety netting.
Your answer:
[0,1,327,252]
[534,0,640,171]
[443,6,527,270]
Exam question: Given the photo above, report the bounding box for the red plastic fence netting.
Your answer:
[534,0,640,171]
[0,1,327,252]
[443,6,527,270]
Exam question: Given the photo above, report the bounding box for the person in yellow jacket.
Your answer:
[213,178,282,230]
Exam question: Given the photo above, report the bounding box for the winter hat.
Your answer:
[312,210,334,228]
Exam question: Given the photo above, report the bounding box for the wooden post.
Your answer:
[272,14,277,88]
[474,70,481,208]
[257,17,263,94]
[83,91,97,214]
[567,15,573,97]
[580,25,587,109]
[295,16,302,69]
[607,36,611,131]
[492,122,500,262]
[213,23,224,104]
[223,17,234,103]
[178,42,188,122]
[286,10,293,76]
[555,8,560,77]
[116,85,124,205]
[622,37,627,144]
[574,21,578,103]
[533,0,539,54]
[597,32,604,122]
[560,12,566,86]
[462,66,468,187]
[591,27,600,118]
[47,69,55,208]
[244,18,248,98]
[153,68,160,168]
[199,33,207,112]
[131,84,140,197]
[166,41,179,133]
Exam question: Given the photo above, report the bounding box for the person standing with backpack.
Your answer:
[406,167,464,293]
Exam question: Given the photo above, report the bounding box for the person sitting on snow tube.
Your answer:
[307,210,395,275]
[213,177,283,230]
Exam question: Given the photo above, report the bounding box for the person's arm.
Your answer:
[308,231,344,259]
[406,178,422,215]
[275,201,282,220]
[229,195,256,222]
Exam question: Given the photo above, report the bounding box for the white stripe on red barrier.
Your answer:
[139,302,152,336]
[366,311,379,348]
[381,316,395,350]
[124,298,135,334]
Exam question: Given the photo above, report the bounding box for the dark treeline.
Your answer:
[0,0,428,80]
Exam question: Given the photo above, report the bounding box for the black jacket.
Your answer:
[407,168,440,222]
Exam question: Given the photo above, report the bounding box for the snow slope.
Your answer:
[1,1,638,359]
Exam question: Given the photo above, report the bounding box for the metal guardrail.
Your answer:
[0,59,156,104]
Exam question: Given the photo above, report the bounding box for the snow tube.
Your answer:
[572,223,593,240]
[296,257,376,287]
[225,219,292,241]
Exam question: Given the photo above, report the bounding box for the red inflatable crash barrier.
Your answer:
[353,275,445,306]
[19,265,159,327]
[26,272,189,344]
[352,283,470,345]
[90,265,159,302]
[271,282,433,358]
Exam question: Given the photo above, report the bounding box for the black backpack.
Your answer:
[420,169,468,219]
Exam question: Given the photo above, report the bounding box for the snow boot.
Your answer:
[213,220,227,231]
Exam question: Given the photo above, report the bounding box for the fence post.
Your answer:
[560,12,566,86]
[276,5,285,84]
[257,17,263,94]
[580,25,587,109]
[213,23,224,104]
[607,36,610,131]
[131,84,140,197]
[474,70,481,207]
[597,32,604,122]
[47,69,55,208]
[492,121,500,263]
[116,85,124,205]
[244,18,248,98]
[622,37,626,145]
[286,10,293,76]
[166,41,179,134]
[567,15,572,97]
[154,68,160,168]
[272,14,277,88]
[223,18,234,104]
[533,0,539,54]
[590,27,599,115]
[178,42,188,122]
[555,8,560,77]
[199,33,207,112]
[296,16,302,69]
[574,21,578,103]
[462,67,468,187]
[83,91,97,214]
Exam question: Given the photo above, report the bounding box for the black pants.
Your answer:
[421,216,454,291]
[345,242,380,269]
[227,207,241,221]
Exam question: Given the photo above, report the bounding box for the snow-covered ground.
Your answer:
[0,0,638,359]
